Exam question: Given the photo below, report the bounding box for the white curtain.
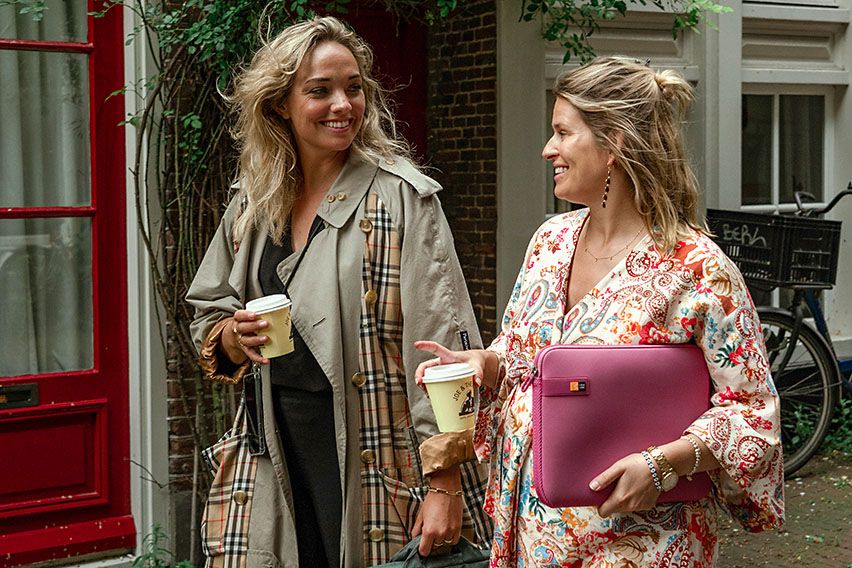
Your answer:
[0,0,92,376]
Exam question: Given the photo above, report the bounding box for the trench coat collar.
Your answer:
[316,153,444,228]
[317,153,380,229]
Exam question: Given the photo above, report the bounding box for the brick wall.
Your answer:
[427,0,499,343]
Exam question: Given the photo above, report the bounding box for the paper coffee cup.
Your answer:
[245,294,293,358]
[422,363,477,432]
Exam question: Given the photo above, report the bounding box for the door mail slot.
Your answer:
[0,383,39,410]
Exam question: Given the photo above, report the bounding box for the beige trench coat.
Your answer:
[187,153,492,568]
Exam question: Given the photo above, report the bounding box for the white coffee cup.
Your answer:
[422,363,477,432]
[245,294,293,358]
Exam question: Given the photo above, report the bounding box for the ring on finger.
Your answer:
[233,322,246,347]
[442,539,454,545]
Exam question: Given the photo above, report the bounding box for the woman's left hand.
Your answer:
[590,453,660,517]
[411,467,463,556]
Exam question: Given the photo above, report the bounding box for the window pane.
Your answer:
[0,0,87,42]
[741,95,773,206]
[0,218,93,377]
[780,95,823,203]
[0,50,90,208]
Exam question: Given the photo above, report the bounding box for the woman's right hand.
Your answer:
[223,310,270,365]
[414,341,499,390]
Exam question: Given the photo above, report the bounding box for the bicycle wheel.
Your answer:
[758,309,840,476]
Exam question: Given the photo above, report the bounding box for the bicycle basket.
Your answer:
[706,209,841,289]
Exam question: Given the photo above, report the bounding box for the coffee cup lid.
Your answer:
[245,294,291,314]
[423,363,476,383]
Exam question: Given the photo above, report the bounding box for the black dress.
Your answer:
[259,218,342,568]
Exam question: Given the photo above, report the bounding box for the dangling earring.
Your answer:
[601,165,611,209]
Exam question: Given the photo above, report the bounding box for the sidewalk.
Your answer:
[717,452,851,567]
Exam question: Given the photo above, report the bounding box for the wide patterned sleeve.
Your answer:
[685,246,784,531]
[473,227,541,464]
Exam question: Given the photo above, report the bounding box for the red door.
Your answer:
[343,6,429,158]
[0,1,135,564]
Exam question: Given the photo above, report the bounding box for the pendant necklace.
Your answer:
[584,226,645,263]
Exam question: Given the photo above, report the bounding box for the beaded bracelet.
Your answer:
[426,484,464,497]
[683,435,702,480]
[641,450,663,493]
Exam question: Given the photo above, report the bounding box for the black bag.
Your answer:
[373,537,490,568]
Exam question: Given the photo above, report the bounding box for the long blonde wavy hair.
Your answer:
[227,16,410,243]
[554,56,706,252]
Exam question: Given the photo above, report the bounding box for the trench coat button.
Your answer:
[326,194,336,203]
[359,218,373,233]
[232,490,248,505]
[364,289,378,305]
[336,192,347,201]
[352,372,366,388]
[360,449,376,463]
[368,527,384,542]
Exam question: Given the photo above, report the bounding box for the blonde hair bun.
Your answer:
[653,69,693,113]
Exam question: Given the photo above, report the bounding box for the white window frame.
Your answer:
[740,84,837,308]
[740,84,835,214]
[744,0,838,8]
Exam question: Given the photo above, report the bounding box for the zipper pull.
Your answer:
[520,364,538,392]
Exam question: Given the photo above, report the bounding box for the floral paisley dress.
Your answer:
[473,209,784,567]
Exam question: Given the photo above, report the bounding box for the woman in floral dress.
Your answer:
[416,57,783,566]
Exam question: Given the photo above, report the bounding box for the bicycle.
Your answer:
[706,182,852,476]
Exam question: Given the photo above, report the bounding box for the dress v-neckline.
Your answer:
[562,209,651,316]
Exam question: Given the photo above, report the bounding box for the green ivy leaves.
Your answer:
[520,0,732,63]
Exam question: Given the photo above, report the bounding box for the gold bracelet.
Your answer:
[647,446,679,492]
[426,484,463,497]
[683,435,702,480]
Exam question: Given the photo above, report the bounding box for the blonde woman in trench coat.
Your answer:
[186,17,492,568]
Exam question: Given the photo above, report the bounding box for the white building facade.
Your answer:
[496,0,852,353]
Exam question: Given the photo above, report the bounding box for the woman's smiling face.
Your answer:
[281,41,366,162]
[542,97,611,206]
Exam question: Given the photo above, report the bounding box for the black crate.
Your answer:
[706,209,842,289]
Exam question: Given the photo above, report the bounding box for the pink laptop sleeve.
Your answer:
[530,343,713,508]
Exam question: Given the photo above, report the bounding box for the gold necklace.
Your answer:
[583,226,645,263]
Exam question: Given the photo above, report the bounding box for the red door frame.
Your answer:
[0,1,134,564]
